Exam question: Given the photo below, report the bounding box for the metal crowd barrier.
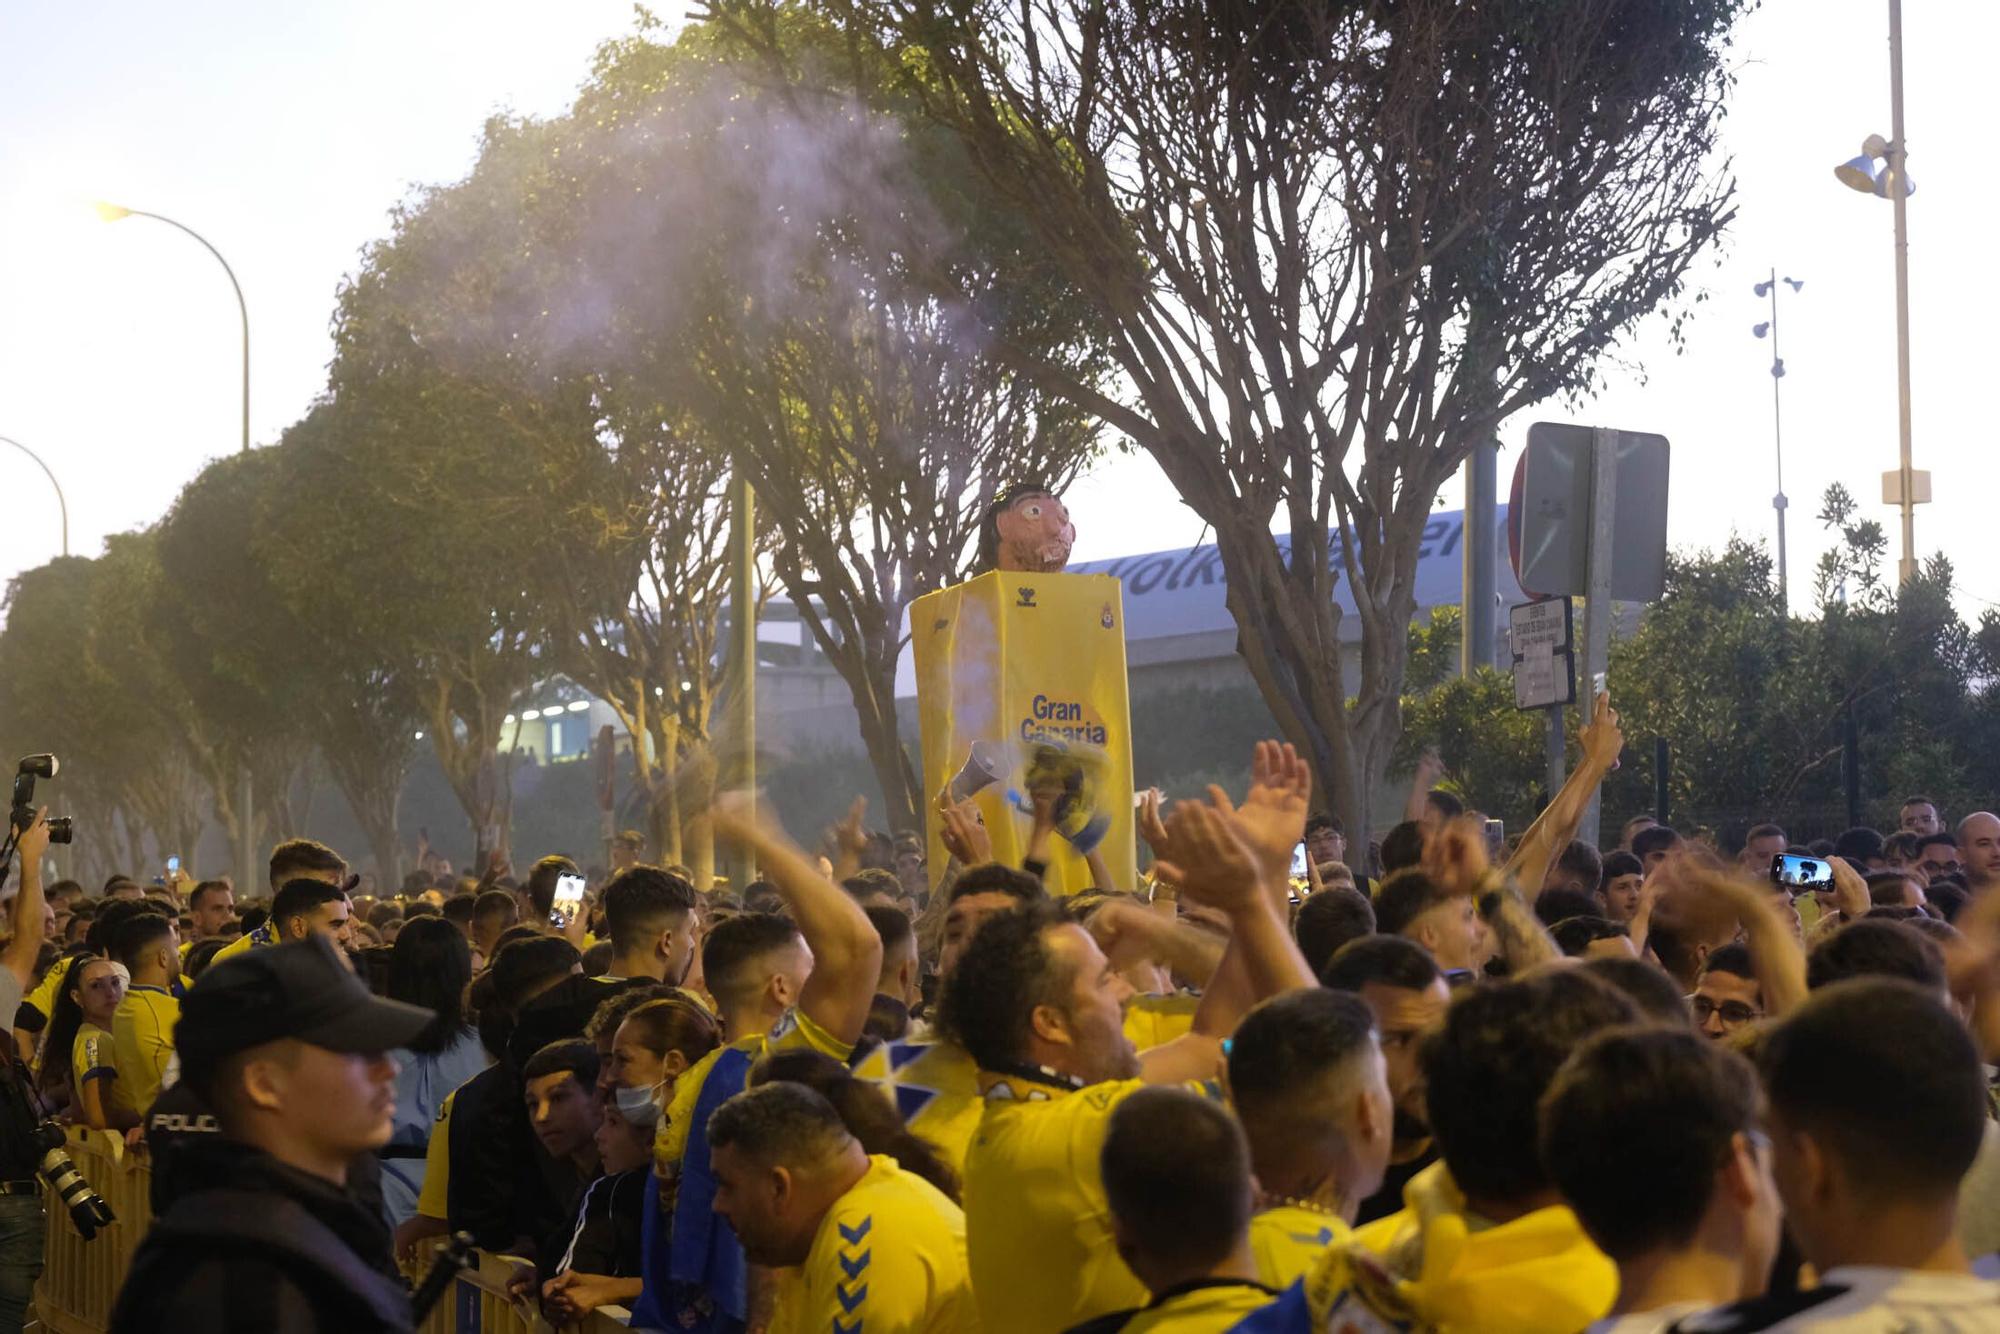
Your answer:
[33,1127,634,1334]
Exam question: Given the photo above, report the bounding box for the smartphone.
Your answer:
[165,855,180,875]
[1771,853,1832,891]
[1289,841,1308,880]
[1483,819,1505,855]
[550,873,587,929]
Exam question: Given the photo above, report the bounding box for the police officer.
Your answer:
[110,935,433,1333]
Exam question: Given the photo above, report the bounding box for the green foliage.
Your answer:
[1392,486,2000,838]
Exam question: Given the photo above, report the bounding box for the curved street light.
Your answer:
[92,200,255,897]
[92,202,250,457]
[0,435,68,557]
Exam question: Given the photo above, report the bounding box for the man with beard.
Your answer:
[948,746,1320,1333]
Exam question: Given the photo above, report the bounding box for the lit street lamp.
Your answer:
[94,200,257,894]
[93,202,250,457]
[0,435,68,557]
[1832,0,1925,585]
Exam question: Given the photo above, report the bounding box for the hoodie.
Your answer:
[1230,1161,1616,1334]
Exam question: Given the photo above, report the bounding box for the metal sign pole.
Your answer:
[1578,429,1620,846]
[1545,707,1566,808]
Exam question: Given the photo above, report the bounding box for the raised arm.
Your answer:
[712,795,883,1048]
[1404,748,1446,824]
[1505,692,1623,897]
[1673,863,1809,1019]
[1,810,51,995]
[1426,815,1560,973]
[1139,744,1318,1083]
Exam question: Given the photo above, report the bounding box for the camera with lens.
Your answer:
[0,1062,112,1240]
[10,755,71,844]
[26,1117,113,1240]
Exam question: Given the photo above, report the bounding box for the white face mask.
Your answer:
[613,1080,663,1127]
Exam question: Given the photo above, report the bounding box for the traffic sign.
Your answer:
[1508,423,1670,601]
[1510,598,1575,710]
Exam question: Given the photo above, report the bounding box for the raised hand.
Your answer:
[1153,800,1263,916]
[1579,691,1624,770]
[938,793,991,865]
[1137,788,1170,856]
[13,808,48,872]
[1422,815,1494,899]
[1213,741,1311,886]
[823,796,870,878]
[713,790,787,850]
[1824,852,1871,922]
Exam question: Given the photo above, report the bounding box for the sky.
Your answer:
[1,0,1994,621]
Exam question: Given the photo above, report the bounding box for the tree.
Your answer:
[712,0,1746,837]
[155,447,425,883]
[152,452,313,877]
[1393,607,1549,828]
[435,21,1110,831]
[258,380,568,866]
[0,556,143,883]
[309,105,743,875]
[77,533,207,866]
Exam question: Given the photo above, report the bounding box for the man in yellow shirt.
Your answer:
[1225,988,1393,1289]
[709,1081,976,1334]
[852,864,1048,1173]
[1074,1086,1277,1333]
[950,745,1322,1333]
[179,880,237,966]
[110,911,182,1117]
[1230,968,1635,1334]
[213,876,354,967]
[636,795,882,1334]
[210,838,350,964]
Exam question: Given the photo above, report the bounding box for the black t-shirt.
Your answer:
[1354,1142,1438,1226]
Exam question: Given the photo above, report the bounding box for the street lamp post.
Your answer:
[1751,272,1803,605]
[0,435,68,557]
[95,201,257,894]
[1832,0,1924,585]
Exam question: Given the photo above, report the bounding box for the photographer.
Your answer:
[0,809,55,1332]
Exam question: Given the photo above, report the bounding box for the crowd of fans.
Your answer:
[5,692,2000,1331]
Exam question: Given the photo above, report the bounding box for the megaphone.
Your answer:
[947,740,1006,804]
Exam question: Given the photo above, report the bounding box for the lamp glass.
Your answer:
[1834,156,1881,193]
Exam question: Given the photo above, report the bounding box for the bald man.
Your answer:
[1959,813,2000,891]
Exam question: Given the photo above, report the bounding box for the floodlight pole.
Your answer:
[1888,0,1918,584]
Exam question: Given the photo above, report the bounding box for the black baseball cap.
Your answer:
[176,935,432,1094]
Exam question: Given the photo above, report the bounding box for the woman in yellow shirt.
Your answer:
[39,956,128,1130]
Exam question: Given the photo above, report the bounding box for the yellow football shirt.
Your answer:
[209,927,267,966]
[656,1007,853,1172]
[1248,1205,1351,1291]
[415,1089,455,1219]
[110,986,180,1116]
[853,1037,984,1177]
[21,965,62,1021]
[1122,992,1200,1050]
[769,1155,977,1334]
[71,1021,115,1090]
[962,1075,1154,1332]
[1122,1280,1280,1333]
